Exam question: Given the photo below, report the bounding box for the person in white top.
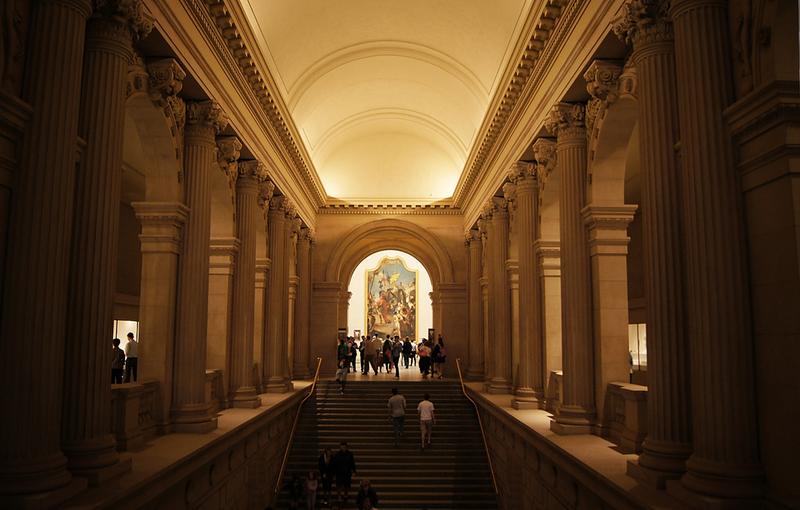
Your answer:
[416,393,436,450]
[124,332,139,382]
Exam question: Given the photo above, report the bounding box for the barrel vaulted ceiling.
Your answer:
[241,0,532,203]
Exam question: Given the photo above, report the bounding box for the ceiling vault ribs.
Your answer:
[452,0,574,207]
[190,0,327,207]
[287,40,489,110]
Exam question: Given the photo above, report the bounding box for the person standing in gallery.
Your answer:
[391,336,402,378]
[370,335,382,375]
[417,392,436,450]
[124,331,139,382]
[402,336,413,368]
[381,336,393,373]
[432,336,447,379]
[359,336,367,374]
[337,337,349,367]
[111,338,125,384]
[349,338,358,374]
[418,339,431,377]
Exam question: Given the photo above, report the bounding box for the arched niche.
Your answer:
[587,94,639,206]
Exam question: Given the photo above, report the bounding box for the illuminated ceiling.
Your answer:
[242,0,531,203]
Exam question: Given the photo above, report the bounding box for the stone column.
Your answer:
[172,100,227,432]
[229,160,266,408]
[207,237,238,404]
[284,213,300,384]
[508,162,545,408]
[536,240,563,383]
[546,102,595,434]
[133,202,188,432]
[62,1,151,480]
[0,0,91,503]
[488,197,512,393]
[465,229,485,379]
[478,216,493,383]
[265,196,289,392]
[293,228,313,379]
[670,0,763,500]
[613,3,693,487]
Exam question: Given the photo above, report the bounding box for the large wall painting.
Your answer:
[365,256,417,339]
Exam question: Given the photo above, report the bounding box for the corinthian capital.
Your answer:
[585,61,622,104]
[216,136,241,175]
[545,102,586,138]
[186,100,228,134]
[258,180,276,210]
[465,229,481,246]
[148,58,185,99]
[299,227,315,243]
[269,195,287,213]
[613,0,672,47]
[531,138,556,169]
[491,196,508,216]
[238,160,268,182]
[507,161,536,186]
[92,0,153,40]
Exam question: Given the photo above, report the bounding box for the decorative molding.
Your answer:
[188,0,325,206]
[453,0,570,205]
[584,60,622,134]
[317,203,462,215]
[216,135,242,195]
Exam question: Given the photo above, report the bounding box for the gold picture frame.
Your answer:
[365,256,418,340]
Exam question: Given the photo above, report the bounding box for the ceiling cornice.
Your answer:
[189,0,327,207]
[452,0,569,207]
[318,204,462,216]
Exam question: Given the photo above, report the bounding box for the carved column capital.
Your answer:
[465,228,482,246]
[186,100,228,138]
[613,0,673,48]
[89,0,153,50]
[584,60,623,132]
[545,102,586,139]
[269,195,288,213]
[258,180,276,210]
[491,195,508,216]
[531,138,557,187]
[237,159,267,182]
[216,136,241,191]
[299,227,315,243]
[507,161,537,188]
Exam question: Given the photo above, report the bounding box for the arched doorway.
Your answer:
[347,250,434,341]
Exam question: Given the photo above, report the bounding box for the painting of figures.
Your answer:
[366,256,417,339]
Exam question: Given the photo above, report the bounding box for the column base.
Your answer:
[265,377,293,393]
[171,404,218,434]
[465,367,484,381]
[486,378,512,394]
[231,386,261,409]
[550,405,595,435]
[627,459,682,490]
[511,388,544,409]
[666,479,766,510]
[71,455,132,486]
[0,478,87,510]
[549,419,592,435]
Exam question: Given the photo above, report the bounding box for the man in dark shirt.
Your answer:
[332,441,357,506]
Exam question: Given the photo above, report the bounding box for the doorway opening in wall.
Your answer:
[347,250,434,380]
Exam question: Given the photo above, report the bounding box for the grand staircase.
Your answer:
[276,379,498,509]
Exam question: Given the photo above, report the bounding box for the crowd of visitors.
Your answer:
[336,334,448,383]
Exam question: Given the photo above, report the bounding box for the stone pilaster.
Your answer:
[614,1,694,487]
[535,240,563,392]
[293,228,313,379]
[546,102,595,434]
[132,202,188,433]
[172,100,228,432]
[478,216,493,384]
[465,229,485,379]
[0,0,91,503]
[669,0,763,502]
[283,211,300,384]
[487,197,512,393]
[508,162,545,409]
[229,160,266,408]
[63,0,151,481]
[265,196,290,392]
[207,236,239,406]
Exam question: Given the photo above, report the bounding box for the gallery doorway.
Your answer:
[347,250,433,342]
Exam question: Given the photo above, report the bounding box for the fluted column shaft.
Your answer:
[513,171,545,408]
[671,0,762,499]
[0,0,90,499]
[172,101,226,432]
[62,4,143,478]
[265,199,289,392]
[488,202,512,393]
[293,230,313,379]
[282,215,297,383]
[229,168,263,408]
[618,9,693,485]
[465,231,484,379]
[548,104,595,431]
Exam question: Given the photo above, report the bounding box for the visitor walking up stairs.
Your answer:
[276,380,498,509]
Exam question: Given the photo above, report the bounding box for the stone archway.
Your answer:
[312,218,464,374]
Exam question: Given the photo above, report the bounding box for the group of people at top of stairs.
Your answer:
[336,334,447,381]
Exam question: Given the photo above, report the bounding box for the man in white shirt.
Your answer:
[387,387,407,447]
[417,392,436,450]
[124,332,139,382]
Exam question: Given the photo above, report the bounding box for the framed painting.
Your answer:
[365,256,417,340]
